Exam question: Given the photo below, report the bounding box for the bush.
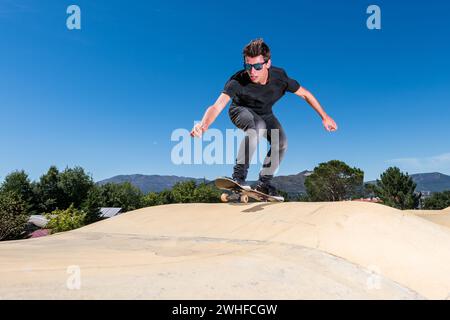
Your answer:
[143,192,161,206]
[0,192,29,241]
[143,191,174,206]
[170,181,222,203]
[156,190,175,205]
[45,204,86,234]
[143,181,221,206]
[193,183,221,203]
[171,180,197,203]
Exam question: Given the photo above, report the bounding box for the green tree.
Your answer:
[143,192,162,207]
[58,166,95,209]
[45,204,86,234]
[171,180,197,203]
[156,190,175,205]
[143,190,174,206]
[373,167,420,209]
[363,182,377,197]
[304,160,364,201]
[423,191,450,210]
[94,182,144,212]
[110,182,143,211]
[0,170,37,214]
[0,192,29,241]
[80,185,102,223]
[34,166,64,213]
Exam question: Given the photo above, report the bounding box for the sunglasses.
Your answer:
[243,61,268,71]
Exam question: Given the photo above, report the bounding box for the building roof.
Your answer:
[29,229,51,238]
[28,215,49,228]
[99,207,123,218]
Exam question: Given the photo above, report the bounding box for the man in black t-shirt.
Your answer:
[191,39,338,199]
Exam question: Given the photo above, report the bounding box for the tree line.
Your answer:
[1,161,449,241]
[0,166,221,240]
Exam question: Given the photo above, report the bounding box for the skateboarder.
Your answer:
[191,39,338,197]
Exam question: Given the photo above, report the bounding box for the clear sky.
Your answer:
[1,0,449,183]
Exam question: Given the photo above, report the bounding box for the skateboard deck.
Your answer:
[215,177,284,203]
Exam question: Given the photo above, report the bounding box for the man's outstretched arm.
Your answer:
[294,87,338,132]
[190,93,231,137]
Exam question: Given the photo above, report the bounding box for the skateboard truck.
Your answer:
[220,190,249,203]
[215,177,284,203]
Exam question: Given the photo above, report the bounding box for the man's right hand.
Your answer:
[190,94,231,138]
[190,123,207,138]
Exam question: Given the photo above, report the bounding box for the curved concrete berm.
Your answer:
[406,207,450,229]
[2,201,450,299]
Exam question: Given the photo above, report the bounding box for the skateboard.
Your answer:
[214,177,284,203]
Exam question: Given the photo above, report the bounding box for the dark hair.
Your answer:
[242,38,271,62]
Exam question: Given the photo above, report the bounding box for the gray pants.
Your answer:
[228,105,288,184]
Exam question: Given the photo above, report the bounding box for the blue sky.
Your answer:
[1,0,449,183]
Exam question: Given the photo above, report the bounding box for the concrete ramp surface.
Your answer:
[2,202,450,299]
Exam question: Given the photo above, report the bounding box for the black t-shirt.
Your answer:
[222,66,301,115]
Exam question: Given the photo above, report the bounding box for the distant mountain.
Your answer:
[366,172,450,193]
[411,172,450,192]
[96,171,314,196]
[96,172,450,196]
[270,170,312,196]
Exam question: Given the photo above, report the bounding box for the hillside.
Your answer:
[97,172,450,196]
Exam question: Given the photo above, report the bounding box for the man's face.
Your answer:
[244,55,271,84]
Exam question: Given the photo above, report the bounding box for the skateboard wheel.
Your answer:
[240,194,249,203]
[220,193,229,202]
